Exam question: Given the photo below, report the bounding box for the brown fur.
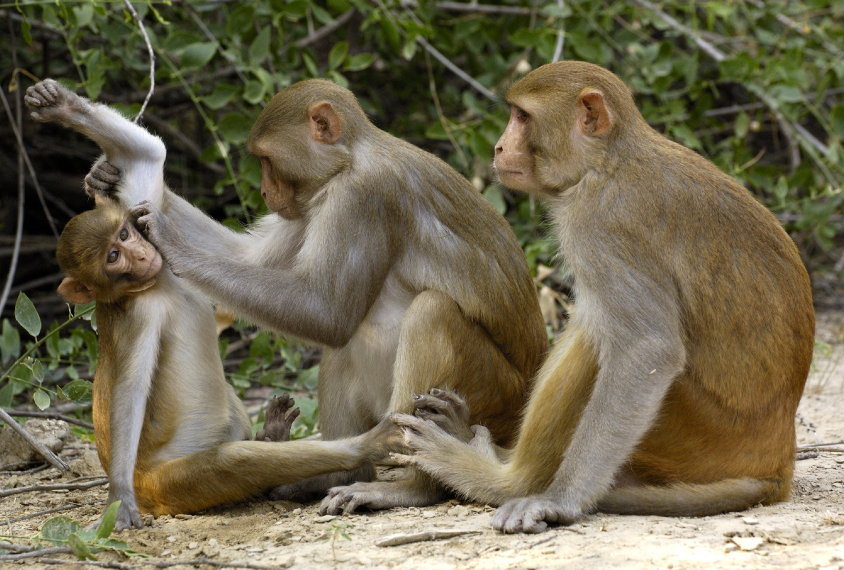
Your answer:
[392,61,814,533]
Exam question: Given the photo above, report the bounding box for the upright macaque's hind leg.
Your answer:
[25,79,165,207]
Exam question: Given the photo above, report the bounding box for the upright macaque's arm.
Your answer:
[104,302,166,530]
[25,79,165,208]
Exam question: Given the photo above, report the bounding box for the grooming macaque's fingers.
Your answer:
[256,395,300,442]
[412,388,473,442]
[84,158,121,199]
[395,61,814,532]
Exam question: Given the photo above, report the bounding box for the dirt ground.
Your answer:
[2,313,843,570]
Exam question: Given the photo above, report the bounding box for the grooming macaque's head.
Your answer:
[494,61,640,193]
[56,203,162,304]
[247,79,369,219]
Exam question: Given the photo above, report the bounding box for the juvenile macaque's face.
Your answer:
[104,220,163,290]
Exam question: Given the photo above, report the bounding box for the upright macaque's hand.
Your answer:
[130,201,189,271]
[84,158,121,201]
[491,494,580,534]
[411,388,474,443]
[24,79,90,123]
[256,394,300,442]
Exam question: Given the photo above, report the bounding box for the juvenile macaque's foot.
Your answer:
[256,394,300,442]
[85,158,121,200]
[491,494,581,534]
[269,465,374,503]
[25,79,90,123]
[412,388,473,443]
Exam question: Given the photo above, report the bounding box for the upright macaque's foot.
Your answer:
[85,158,121,200]
[412,388,474,443]
[256,394,300,442]
[24,79,90,123]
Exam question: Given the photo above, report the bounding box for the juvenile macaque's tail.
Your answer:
[597,477,786,517]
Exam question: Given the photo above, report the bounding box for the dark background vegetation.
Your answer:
[0,0,842,429]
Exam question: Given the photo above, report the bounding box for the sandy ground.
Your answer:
[1,312,843,570]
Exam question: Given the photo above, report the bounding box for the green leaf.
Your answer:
[21,18,32,45]
[345,53,374,72]
[302,52,319,77]
[328,41,349,70]
[41,516,81,545]
[65,379,93,401]
[0,319,21,364]
[15,292,41,337]
[0,383,13,408]
[401,38,417,60]
[770,84,803,103]
[226,6,255,36]
[96,501,120,540]
[483,185,506,215]
[68,533,97,561]
[249,27,271,64]
[381,18,401,52]
[218,114,253,145]
[180,42,217,70]
[30,358,45,382]
[831,104,844,138]
[33,389,50,411]
[203,84,240,110]
[244,80,267,105]
[734,112,750,139]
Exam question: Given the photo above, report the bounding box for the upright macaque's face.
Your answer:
[259,156,302,220]
[104,220,163,290]
[494,105,541,194]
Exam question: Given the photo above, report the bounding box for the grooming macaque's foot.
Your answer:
[319,477,444,515]
[84,158,121,199]
[25,79,90,123]
[256,394,300,442]
[491,494,580,534]
[412,388,473,443]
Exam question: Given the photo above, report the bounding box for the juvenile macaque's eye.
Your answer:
[107,250,119,264]
[119,227,129,241]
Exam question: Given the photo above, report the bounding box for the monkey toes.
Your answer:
[492,494,581,534]
[85,160,121,198]
[412,388,474,443]
[256,394,300,442]
[24,79,82,122]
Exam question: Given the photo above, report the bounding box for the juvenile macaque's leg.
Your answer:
[256,394,300,442]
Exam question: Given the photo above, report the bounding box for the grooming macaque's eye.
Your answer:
[107,250,119,264]
[119,227,129,241]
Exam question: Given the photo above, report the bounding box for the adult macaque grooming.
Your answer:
[129,79,547,513]
[28,80,396,530]
[391,61,815,533]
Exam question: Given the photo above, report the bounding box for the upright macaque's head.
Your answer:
[56,203,163,304]
[494,61,641,194]
[247,79,370,219]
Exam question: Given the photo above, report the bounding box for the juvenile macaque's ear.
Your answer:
[308,102,342,143]
[577,89,610,137]
[58,277,95,304]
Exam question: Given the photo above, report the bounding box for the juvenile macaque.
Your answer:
[128,79,547,513]
[28,80,394,530]
[391,61,815,533]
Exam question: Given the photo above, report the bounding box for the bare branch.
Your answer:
[295,9,356,48]
[0,476,107,499]
[122,0,155,123]
[6,410,94,430]
[0,408,69,473]
[4,500,104,524]
[376,528,481,547]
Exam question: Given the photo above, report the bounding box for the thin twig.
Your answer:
[375,529,481,547]
[551,0,566,62]
[122,0,155,123]
[402,1,533,15]
[7,410,94,430]
[744,0,844,57]
[0,547,72,561]
[294,9,356,48]
[629,0,725,62]
[0,409,69,472]
[4,500,105,525]
[425,51,468,168]
[0,541,34,553]
[34,556,292,569]
[798,440,844,450]
[0,477,107,499]
[0,460,39,471]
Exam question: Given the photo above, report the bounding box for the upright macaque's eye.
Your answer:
[119,227,129,241]
[107,250,119,264]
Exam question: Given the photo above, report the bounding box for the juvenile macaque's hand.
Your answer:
[84,158,121,201]
[130,201,189,271]
[256,394,300,442]
[24,79,90,123]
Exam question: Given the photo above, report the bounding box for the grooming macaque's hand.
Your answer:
[84,158,121,200]
[256,394,300,442]
[25,79,90,123]
[491,494,580,534]
[412,388,474,443]
[130,201,189,269]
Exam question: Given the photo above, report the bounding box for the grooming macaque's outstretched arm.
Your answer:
[132,198,391,348]
[25,79,165,208]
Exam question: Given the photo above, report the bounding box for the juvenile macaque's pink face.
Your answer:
[104,221,162,293]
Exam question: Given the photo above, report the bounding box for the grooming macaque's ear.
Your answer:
[577,90,610,137]
[58,277,96,304]
[308,102,342,143]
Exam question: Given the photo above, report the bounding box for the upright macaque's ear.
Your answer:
[58,277,95,304]
[577,89,610,137]
[308,102,342,143]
